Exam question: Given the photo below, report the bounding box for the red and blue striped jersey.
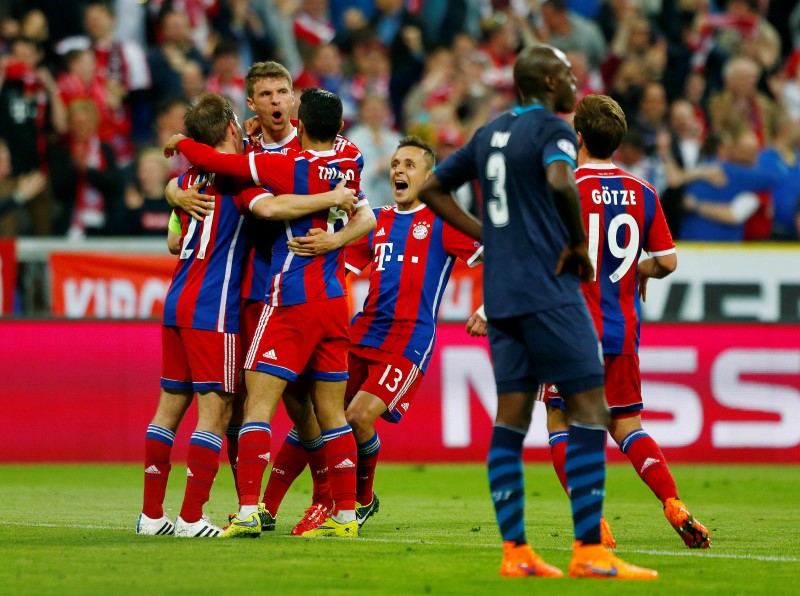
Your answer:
[163,167,250,332]
[345,204,483,372]
[576,164,675,354]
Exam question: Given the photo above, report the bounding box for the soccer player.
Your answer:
[260,136,483,534]
[138,93,358,538]
[418,45,658,579]
[171,87,376,538]
[544,94,711,549]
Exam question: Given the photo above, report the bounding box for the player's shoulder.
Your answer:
[333,134,363,159]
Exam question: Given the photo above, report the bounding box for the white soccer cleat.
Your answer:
[136,513,175,536]
[174,515,222,537]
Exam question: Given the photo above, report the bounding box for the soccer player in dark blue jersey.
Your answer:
[419,45,658,580]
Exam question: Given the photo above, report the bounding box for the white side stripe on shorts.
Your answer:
[244,305,274,370]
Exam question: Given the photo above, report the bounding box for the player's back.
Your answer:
[467,106,584,317]
[259,149,367,306]
[164,168,250,333]
[575,164,675,353]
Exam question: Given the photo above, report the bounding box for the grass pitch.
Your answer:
[0,463,797,595]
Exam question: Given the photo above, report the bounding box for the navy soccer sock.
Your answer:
[565,422,607,544]
[487,424,527,545]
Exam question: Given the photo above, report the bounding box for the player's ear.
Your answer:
[576,131,584,148]
[338,120,344,134]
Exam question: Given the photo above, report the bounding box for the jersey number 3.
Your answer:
[588,212,639,283]
[486,152,509,227]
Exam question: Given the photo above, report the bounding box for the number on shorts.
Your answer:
[588,212,640,283]
[486,152,509,227]
[378,364,403,393]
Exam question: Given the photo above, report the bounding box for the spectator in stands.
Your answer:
[118,148,173,236]
[403,47,461,129]
[566,49,602,102]
[634,82,670,155]
[600,10,653,92]
[680,127,777,242]
[707,55,778,146]
[346,94,401,208]
[180,60,206,106]
[615,127,666,195]
[292,0,336,62]
[50,99,123,238]
[0,36,66,235]
[214,0,275,73]
[757,111,800,241]
[303,43,356,123]
[153,98,190,178]
[349,34,390,107]
[537,0,607,70]
[205,41,247,119]
[148,10,208,103]
[0,139,47,236]
[476,12,519,95]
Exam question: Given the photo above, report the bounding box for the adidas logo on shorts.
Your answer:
[262,349,277,360]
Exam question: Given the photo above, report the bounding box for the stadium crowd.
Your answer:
[0,0,799,241]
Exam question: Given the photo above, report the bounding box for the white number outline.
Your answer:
[486,152,510,227]
[588,212,640,283]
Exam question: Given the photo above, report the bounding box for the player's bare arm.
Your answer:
[165,177,213,221]
[418,175,483,241]
[249,179,357,220]
[163,133,187,158]
[466,304,488,337]
[637,252,678,302]
[547,160,594,282]
[287,204,376,257]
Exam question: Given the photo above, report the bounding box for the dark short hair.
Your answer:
[573,94,628,159]
[396,135,436,169]
[297,87,342,143]
[185,93,236,147]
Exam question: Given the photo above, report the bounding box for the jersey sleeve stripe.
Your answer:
[544,155,576,167]
[345,262,363,275]
[648,248,676,256]
[466,245,484,267]
[248,152,261,185]
[248,192,273,212]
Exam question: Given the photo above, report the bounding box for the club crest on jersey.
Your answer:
[412,222,430,240]
[557,139,577,160]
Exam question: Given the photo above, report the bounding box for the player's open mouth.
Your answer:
[272,111,283,123]
[394,180,409,195]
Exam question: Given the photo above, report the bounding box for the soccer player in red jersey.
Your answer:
[170,88,376,537]
[260,136,483,534]
[545,94,711,549]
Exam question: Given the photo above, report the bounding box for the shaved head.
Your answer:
[513,45,576,112]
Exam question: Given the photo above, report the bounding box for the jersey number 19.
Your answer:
[587,212,639,283]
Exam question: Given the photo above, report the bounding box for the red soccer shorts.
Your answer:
[345,344,424,423]
[239,298,263,354]
[537,354,643,418]
[161,326,241,394]
[244,297,350,382]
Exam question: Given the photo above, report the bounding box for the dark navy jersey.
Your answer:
[434,104,584,318]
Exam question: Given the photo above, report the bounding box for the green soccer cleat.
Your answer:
[300,517,359,538]
[259,503,276,532]
[356,493,380,529]
[221,511,262,538]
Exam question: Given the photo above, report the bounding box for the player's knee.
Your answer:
[345,406,372,435]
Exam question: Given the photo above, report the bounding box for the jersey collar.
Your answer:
[260,127,297,150]
[578,163,618,170]
[306,148,336,157]
[512,104,544,115]
[394,203,428,215]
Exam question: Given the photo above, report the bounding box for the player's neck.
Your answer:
[577,145,613,168]
[396,199,423,212]
[260,124,294,145]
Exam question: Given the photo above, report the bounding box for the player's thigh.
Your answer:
[196,389,235,435]
[245,303,322,382]
[304,297,350,383]
[349,346,423,424]
[487,317,539,394]
[521,305,604,396]
[604,353,644,419]
[183,328,241,394]
[161,325,192,391]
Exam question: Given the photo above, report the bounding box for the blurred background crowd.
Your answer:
[1,0,799,242]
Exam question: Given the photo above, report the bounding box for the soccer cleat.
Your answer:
[174,515,222,537]
[568,541,658,580]
[600,516,616,549]
[136,512,175,536]
[499,542,563,578]
[664,497,711,549]
[259,503,276,532]
[221,511,262,538]
[356,493,380,529]
[300,516,358,538]
[291,503,330,536]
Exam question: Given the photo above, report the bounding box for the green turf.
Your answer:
[1,463,798,594]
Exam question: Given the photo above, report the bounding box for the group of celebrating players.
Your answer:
[135,46,711,581]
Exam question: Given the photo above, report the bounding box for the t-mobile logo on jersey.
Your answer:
[374,242,419,271]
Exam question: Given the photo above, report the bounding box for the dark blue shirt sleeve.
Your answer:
[433,133,479,191]
[540,119,578,169]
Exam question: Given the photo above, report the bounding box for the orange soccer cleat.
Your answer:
[568,541,658,580]
[664,497,712,549]
[499,542,564,578]
[600,516,617,549]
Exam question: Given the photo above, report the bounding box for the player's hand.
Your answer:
[638,269,650,302]
[287,228,341,256]
[174,181,212,221]
[243,116,261,144]
[330,179,357,211]
[164,134,187,158]
[465,310,487,337]
[555,244,594,283]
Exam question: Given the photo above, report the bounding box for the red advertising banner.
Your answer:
[49,253,176,318]
[0,239,16,315]
[1,321,798,463]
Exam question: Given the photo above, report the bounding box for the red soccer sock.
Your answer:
[355,433,380,505]
[548,431,570,496]
[236,422,272,507]
[307,441,333,508]
[225,425,241,500]
[323,426,357,514]
[179,432,222,523]
[142,425,174,519]
[262,431,307,515]
[621,430,678,504]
